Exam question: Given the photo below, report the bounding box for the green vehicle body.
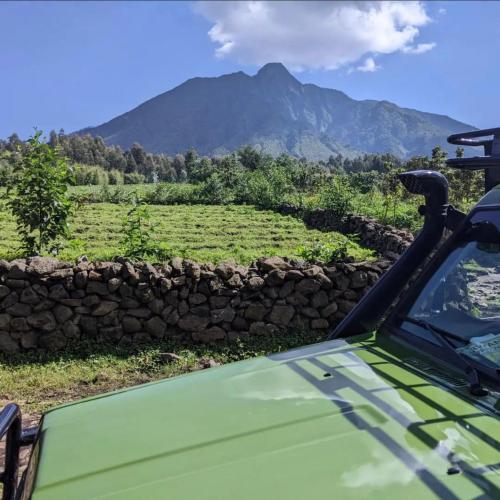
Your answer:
[23,332,499,500]
[3,128,500,499]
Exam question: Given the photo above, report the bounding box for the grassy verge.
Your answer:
[0,331,326,417]
[0,203,373,264]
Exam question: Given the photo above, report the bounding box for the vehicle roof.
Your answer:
[475,184,500,208]
[28,333,500,499]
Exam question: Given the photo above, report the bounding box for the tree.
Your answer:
[7,131,73,255]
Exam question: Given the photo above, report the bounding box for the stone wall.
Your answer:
[0,256,392,354]
[277,205,414,259]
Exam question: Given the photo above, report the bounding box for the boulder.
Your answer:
[91,301,119,317]
[247,276,265,291]
[53,304,73,323]
[0,314,11,330]
[311,290,329,309]
[265,269,286,287]
[0,285,10,299]
[295,279,321,295]
[321,302,338,318]
[122,316,142,334]
[245,303,268,321]
[0,332,19,353]
[145,317,167,338]
[192,326,226,342]
[178,314,210,332]
[269,305,295,326]
[27,311,57,332]
[259,257,292,272]
[311,318,329,329]
[6,303,32,317]
[210,307,235,324]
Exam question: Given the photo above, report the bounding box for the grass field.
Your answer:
[0,203,373,264]
[0,330,325,416]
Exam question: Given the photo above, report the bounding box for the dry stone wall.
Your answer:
[0,256,392,353]
[277,205,414,259]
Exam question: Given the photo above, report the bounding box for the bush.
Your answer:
[199,173,234,205]
[7,131,73,255]
[108,169,124,185]
[297,238,350,263]
[74,164,108,185]
[124,172,146,184]
[318,176,353,219]
[119,198,171,261]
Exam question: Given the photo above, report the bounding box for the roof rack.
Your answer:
[447,127,500,193]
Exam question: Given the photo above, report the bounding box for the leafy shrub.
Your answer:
[74,164,108,185]
[318,176,353,219]
[108,169,124,185]
[199,173,234,205]
[297,238,350,264]
[7,131,73,255]
[124,172,146,184]
[119,198,171,261]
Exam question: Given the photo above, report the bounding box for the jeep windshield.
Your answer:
[401,211,500,373]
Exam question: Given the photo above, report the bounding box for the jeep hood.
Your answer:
[28,334,500,499]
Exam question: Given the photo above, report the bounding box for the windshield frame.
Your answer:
[381,204,500,387]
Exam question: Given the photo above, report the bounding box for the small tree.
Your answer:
[7,131,73,255]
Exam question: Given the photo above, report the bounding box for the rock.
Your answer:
[209,296,231,309]
[343,289,358,300]
[172,276,186,287]
[295,279,321,295]
[245,303,268,321]
[59,298,82,307]
[26,256,62,276]
[145,317,167,338]
[79,316,98,336]
[285,269,304,281]
[189,293,207,305]
[159,352,182,363]
[123,262,140,284]
[300,306,320,319]
[321,302,338,318]
[148,298,164,315]
[215,261,236,280]
[11,317,30,331]
[122,316,142,333]
[0,313,11,330]
[159,277,173,293]
[82,294,100,307]
[99,326,123,342]
[170,257,184,275]
[178,300,189,316]
[247,276,265,291]
[49,268,74,280]
[92,301,119,317]
[27,311,56,332]
[20,331,38,349]
[316,273,333,289]
[311,290,329,309]
[278,280,295,298]
[121,297,140,309]
[266,269,286,286]
[338,300,356,314]
[190,304,210,317]
[74,271,88,289]
[1,292,19,310]
[0,332,19,353]
[303,266,322,278]
[193,326,226,342]
[249,322,280,336]
[227,273,243,288]
[88,270,102,281]
[331,272,350,291]
[286,292,309,306]
[32,299,55,312]
[259,257,292,272]
[6,303,32,317]
[62,321,80,339]
[185,261,201,280]
[38,330,67,350]
[163,309,180,325]
[269,305,295,326]
[7,260,28,279]
[48,284,70,301]
[350,270,368,289]
[210,307,235,324]
[263,287,279,300]
[6,279,28,289]
[53,304,73,323]
[178,314,210,332]
[0,285,10,299]
[232,316,249,331]
[86,281,110,296]
[107,277,122,293]
[311,318,329,329]
[201,358,221,368]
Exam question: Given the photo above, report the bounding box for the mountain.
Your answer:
[80,63,476,160]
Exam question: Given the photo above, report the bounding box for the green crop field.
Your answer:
[0,203,373,264]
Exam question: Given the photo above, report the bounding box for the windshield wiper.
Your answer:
[400,316,488,396]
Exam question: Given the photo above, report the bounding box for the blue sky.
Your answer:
[1,1,499,139]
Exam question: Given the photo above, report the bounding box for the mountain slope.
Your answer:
[80,63,475,159]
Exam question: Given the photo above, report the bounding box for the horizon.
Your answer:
[1,1,499,139]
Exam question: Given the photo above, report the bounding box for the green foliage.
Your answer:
[119,198,171,262]
[318,175,353,219]
[297,234,367,264]
[74,163,108,185]
[199,173,234,204]
[124,172,146,184]
[6,131,73,255]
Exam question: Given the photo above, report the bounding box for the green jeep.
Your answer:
[1,129,499,499]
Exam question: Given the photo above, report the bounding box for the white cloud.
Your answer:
[194,1,435,71]
[401,42,436,54]
[355,57,381,72]
[438,7,447,15]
